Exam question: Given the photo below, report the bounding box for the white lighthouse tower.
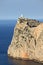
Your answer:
[20,14,24,17]
[19,14,24,19]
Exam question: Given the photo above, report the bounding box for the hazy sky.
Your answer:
[0,0,43,19]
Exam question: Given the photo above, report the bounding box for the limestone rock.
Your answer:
[7,17,43,63]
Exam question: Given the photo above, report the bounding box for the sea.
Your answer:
[0,19,43,65]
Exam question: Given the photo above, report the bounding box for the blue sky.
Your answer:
[0,0,43,19]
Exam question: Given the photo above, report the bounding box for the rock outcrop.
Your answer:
[7,17,43,63]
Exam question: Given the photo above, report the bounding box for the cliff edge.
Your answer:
[7,17,43,63]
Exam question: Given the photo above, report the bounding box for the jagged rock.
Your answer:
[7,17,43,63]
[35,28,43,62]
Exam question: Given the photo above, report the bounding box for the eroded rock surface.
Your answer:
[7,17,43,63]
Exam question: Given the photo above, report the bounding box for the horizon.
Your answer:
[0,18,43,23]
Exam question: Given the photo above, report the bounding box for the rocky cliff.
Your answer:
[7,17,43,63]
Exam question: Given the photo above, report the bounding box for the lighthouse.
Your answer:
[20,14,24,17]
[19,14,24,19]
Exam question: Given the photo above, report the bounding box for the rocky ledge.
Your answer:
[7,17,43,63]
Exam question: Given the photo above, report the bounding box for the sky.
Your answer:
[0,0,43,19]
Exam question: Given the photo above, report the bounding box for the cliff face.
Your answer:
[7,17,43,62]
